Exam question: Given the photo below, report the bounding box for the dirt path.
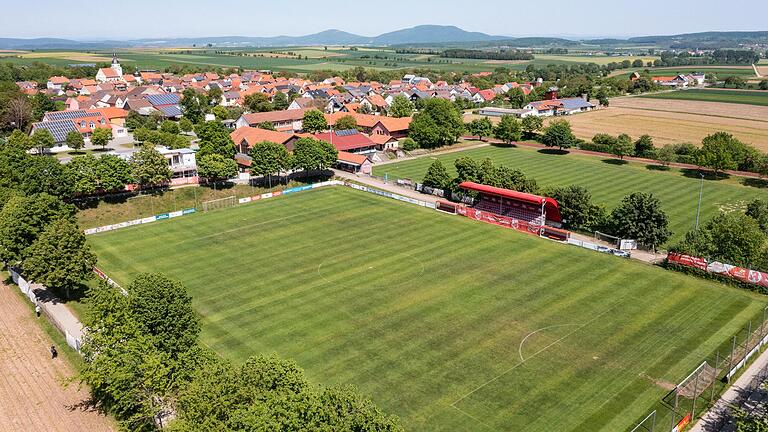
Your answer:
[0,283,115,432]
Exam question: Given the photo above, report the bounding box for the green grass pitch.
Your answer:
[87,187,765,431]
[373,145,767,245]
[639,89,768,107]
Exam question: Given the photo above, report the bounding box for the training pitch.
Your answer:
[374,144,768,245]
[87,186,765,431]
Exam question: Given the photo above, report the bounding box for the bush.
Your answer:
[400,138,418,151]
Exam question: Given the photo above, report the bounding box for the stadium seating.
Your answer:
[474,196,544,224]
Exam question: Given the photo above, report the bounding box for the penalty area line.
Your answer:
[451,300,626,407]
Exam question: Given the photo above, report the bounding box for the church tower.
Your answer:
[110,53,123,77]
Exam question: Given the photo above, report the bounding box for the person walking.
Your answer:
[50,345,57,360]
[35,303,41,318]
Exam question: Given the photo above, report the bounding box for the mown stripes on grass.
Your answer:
[373,145,767,245]
[87,187,766,432]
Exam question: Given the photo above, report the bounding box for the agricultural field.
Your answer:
[531,96,768,151]
[373,144,768,245]
[534,54,659,65]
[87,186,765,432]
[611,66,758,79]
[639,89,768,107]
[0,48,665,74]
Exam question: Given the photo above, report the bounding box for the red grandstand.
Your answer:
[437,182,568,240]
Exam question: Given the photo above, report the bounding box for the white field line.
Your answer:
[451,300,625,408]
[518,324,582,362]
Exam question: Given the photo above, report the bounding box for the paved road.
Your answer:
[0,282,114,431]
[691,347,768,432]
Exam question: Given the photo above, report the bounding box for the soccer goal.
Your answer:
[675,361,718,400]
[594,230,621,248]
[202,196,236,212]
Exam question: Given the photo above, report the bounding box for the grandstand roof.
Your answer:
[459,181,562,223]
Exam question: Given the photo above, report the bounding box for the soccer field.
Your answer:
[87,187,765,432]
[373,145,768,245]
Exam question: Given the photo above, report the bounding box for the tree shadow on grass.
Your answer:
[681,168,729,181]
[490,142,518,148]
[602,158,628,165]
[67,151,88,156]
[91,147,113,153]
[742,178,768,189]
[646,164,671,171]
[538,148,569,155]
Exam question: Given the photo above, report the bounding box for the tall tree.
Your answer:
[272,92,289,110]
[610,133,634,160]
[130,143,172,188]
[90,127,113,150]
[30,128,55,155]
[493,115,522,144]
[66,130,85,152]
[541,119,576,150]
[634,135,654,157]
[180,88,209,124]
[546,185,605,230]
[334,115,358,131]
[698,132,739,177]
[408,99,464,149]
[243,93,273,113]
[467,117,494,141]
[0,193,76,264]
[6,97,32,130]
[67,154,100,196]
[302,109,328,133]
[506,88,527,108]
[23,218,96,299]
[521,116,543,139]
[249,141,291,187]
[127,273,201,357]
[422,159,450,190]
[22,155,73,198]
[388,95,414,118]
[197,153,237,181]
[608,192,671,248]
[97,154,134,192]
[195,121,235,158]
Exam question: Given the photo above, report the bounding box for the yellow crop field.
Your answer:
[20,51,116,62]
[559,97,768,150]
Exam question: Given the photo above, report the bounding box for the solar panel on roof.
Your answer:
[145,94,180,106]
[45,110,100,121]
[159,105,183,117]
[32,120,77,143]
[335,129,358,136]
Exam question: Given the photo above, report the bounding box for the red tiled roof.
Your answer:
[230,127,297,148]
[314,131,375,151]
[241,109,308,125]
[337,151,369,166]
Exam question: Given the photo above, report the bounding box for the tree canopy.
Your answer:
[23,218,96,298]
[408,99,464,149]
[541,119,576,150]
[608,192,671,248]
[302,109,328,134]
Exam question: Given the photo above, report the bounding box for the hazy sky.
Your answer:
[2,0,766,39]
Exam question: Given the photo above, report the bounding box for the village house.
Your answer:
[235,109,309,132]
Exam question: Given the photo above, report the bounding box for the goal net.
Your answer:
[676,361,718,399]
[202,196,236,212]
[594,231,620,248]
